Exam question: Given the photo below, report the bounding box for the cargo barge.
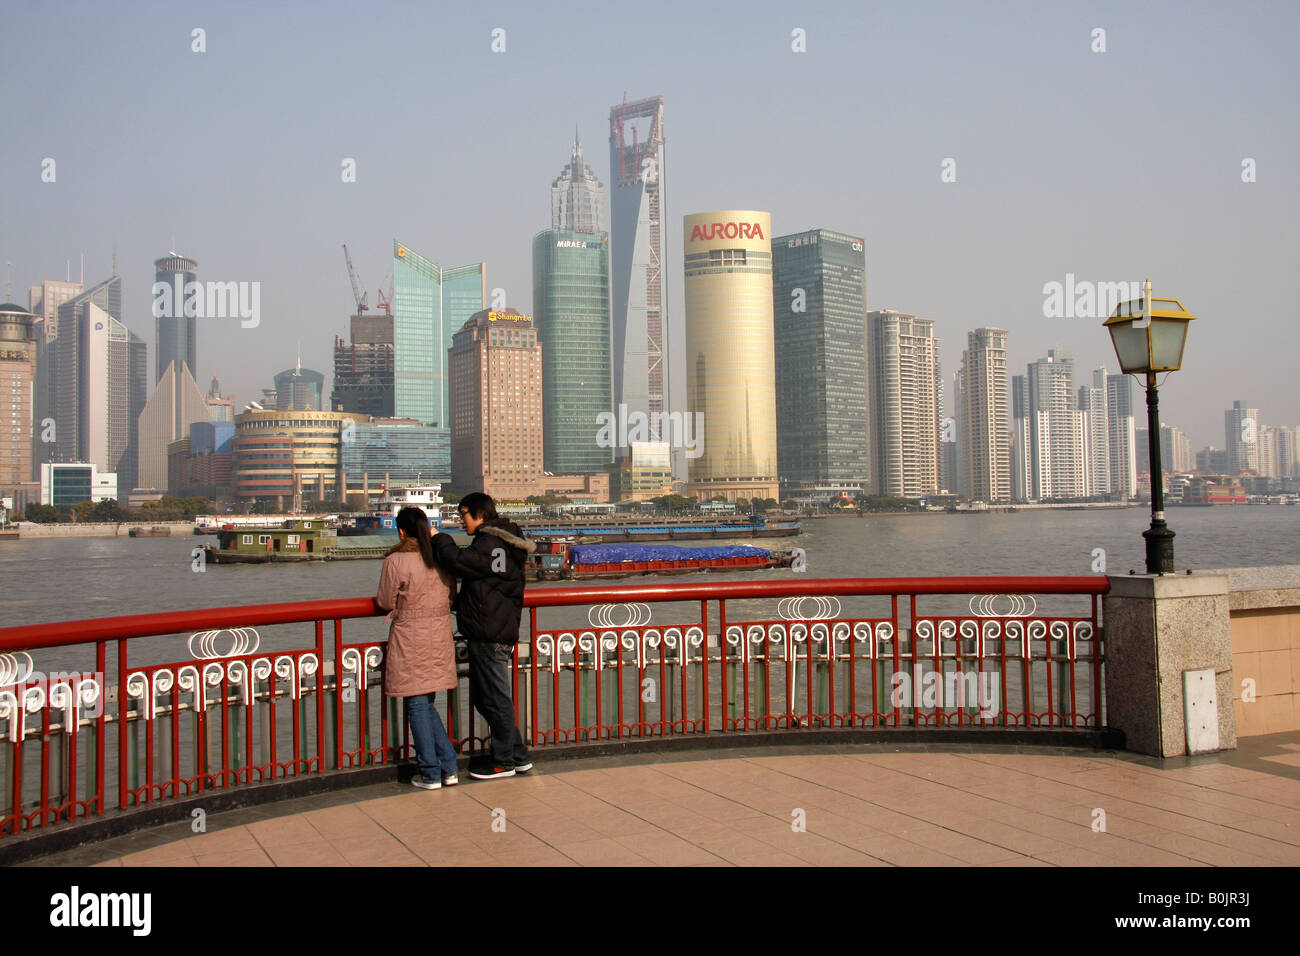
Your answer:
[528,542,794,580]
[519,514,800,543]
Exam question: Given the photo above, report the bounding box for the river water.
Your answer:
[1,506,1296,672]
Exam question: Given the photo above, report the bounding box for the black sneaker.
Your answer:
[469,764,516,780]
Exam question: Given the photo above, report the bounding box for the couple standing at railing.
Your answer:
[375,492,538,789]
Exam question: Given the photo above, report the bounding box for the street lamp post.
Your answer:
[1103,280,1196,574]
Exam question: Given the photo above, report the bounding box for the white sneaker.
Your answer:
[442,773,459,786]
[411,774,441,790]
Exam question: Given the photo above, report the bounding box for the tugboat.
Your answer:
[344,485,445,535]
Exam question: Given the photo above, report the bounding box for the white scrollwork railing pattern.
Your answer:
[0,651,34,687]
[340,646,382,693]
[188,628,261,660]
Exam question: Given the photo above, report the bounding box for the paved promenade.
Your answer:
[29,733,1300,867]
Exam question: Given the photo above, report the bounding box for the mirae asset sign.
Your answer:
[688,221,766,241]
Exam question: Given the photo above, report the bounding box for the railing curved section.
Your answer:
[0,576,1107,838]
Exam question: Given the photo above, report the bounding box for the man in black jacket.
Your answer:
[432,492,536,780]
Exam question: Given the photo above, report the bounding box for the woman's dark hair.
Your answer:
[394,506,436,568]
[458,491,498,522]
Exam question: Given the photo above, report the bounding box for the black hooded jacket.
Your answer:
[432,518,537,644]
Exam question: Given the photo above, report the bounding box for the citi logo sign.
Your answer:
[851,240,864,252]
[689,222,765,242]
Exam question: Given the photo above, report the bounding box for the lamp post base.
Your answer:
[1144,520,1175,574]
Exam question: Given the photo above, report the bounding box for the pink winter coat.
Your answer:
[376,538,458,697]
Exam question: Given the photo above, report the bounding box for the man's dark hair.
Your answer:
[459,491,498,522]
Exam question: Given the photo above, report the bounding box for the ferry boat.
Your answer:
[202,519,396,563]
[344,485,445,535]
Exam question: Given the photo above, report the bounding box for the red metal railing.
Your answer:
[0,576,1107,838]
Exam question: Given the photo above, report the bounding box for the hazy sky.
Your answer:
[3,0,1296,451]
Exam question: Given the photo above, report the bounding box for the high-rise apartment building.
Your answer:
[1107,373,1137,498]
[1224,400,1260,474]
[956,328,1009,502]
[771,229,869,501]
[1276,426,1298,479]
[154,254,198,383]
[1026,349,1084,499]
[867,310,940,498]
[0,303,38,486]
[532,229,611,475]
[609,96,668,450]
[1078,368,1111,497]
[682,211,778,503]
[1258,424,1278,479]
[551,130,605,233]
[1010,374,1032,501]
[331,312,394,418]
[448,309,543,500]
[392,240,485,427]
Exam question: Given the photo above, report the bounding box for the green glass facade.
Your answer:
[532,231,611,474]
[772,229,869,493]
[391,241,484,427]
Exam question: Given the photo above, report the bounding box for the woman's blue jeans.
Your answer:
[406,692,459,780]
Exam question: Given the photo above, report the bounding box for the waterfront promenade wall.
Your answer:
[9,522,195,538]
[1213,566,1300,738]
[1103,564,1300,757]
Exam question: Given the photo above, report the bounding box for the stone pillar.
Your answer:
[1104,573,1235,757]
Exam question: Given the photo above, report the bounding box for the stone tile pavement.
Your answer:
[25,733,1300,867]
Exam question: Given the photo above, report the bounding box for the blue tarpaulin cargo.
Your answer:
[569,544,770,565]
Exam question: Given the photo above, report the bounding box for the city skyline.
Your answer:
[3,2,1297,455]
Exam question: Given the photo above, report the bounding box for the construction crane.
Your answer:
[375,272,393,314]
[342,243,368,313]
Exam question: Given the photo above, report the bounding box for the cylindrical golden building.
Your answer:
[682,210,779,502]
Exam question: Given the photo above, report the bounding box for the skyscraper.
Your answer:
[137,360,208,491]
[154,254,198,384]
[551,129,605,233]
[1224,400,1260,474]
[391,241,485,427]
[0,303,38,486]
[683,211,778,503]
[331,312,394,418]
[47,276,146,490]
[1010,374,1032,501]
[532,229,611,474]
[1107,373,1137,498]
[867,310,941,498]
[609,96,667,449]
[28,278,83,471]
[1026,348,1084,499]
[448,309,542,500]
[956,328,1009,502]
[274,358,325,411]
[1078,367,1111,496]
[771,229,869,501]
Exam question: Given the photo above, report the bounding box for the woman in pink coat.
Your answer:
[376,506,460,789]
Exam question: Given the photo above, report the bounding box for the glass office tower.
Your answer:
[532,230,611,474]
[154,254,198,384]
[771,229,869,501]
[392,240,484,427]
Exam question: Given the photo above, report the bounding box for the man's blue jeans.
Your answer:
[406,692,459,780]
[466,641,530,768]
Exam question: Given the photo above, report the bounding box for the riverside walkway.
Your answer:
[32,733,1300,867]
